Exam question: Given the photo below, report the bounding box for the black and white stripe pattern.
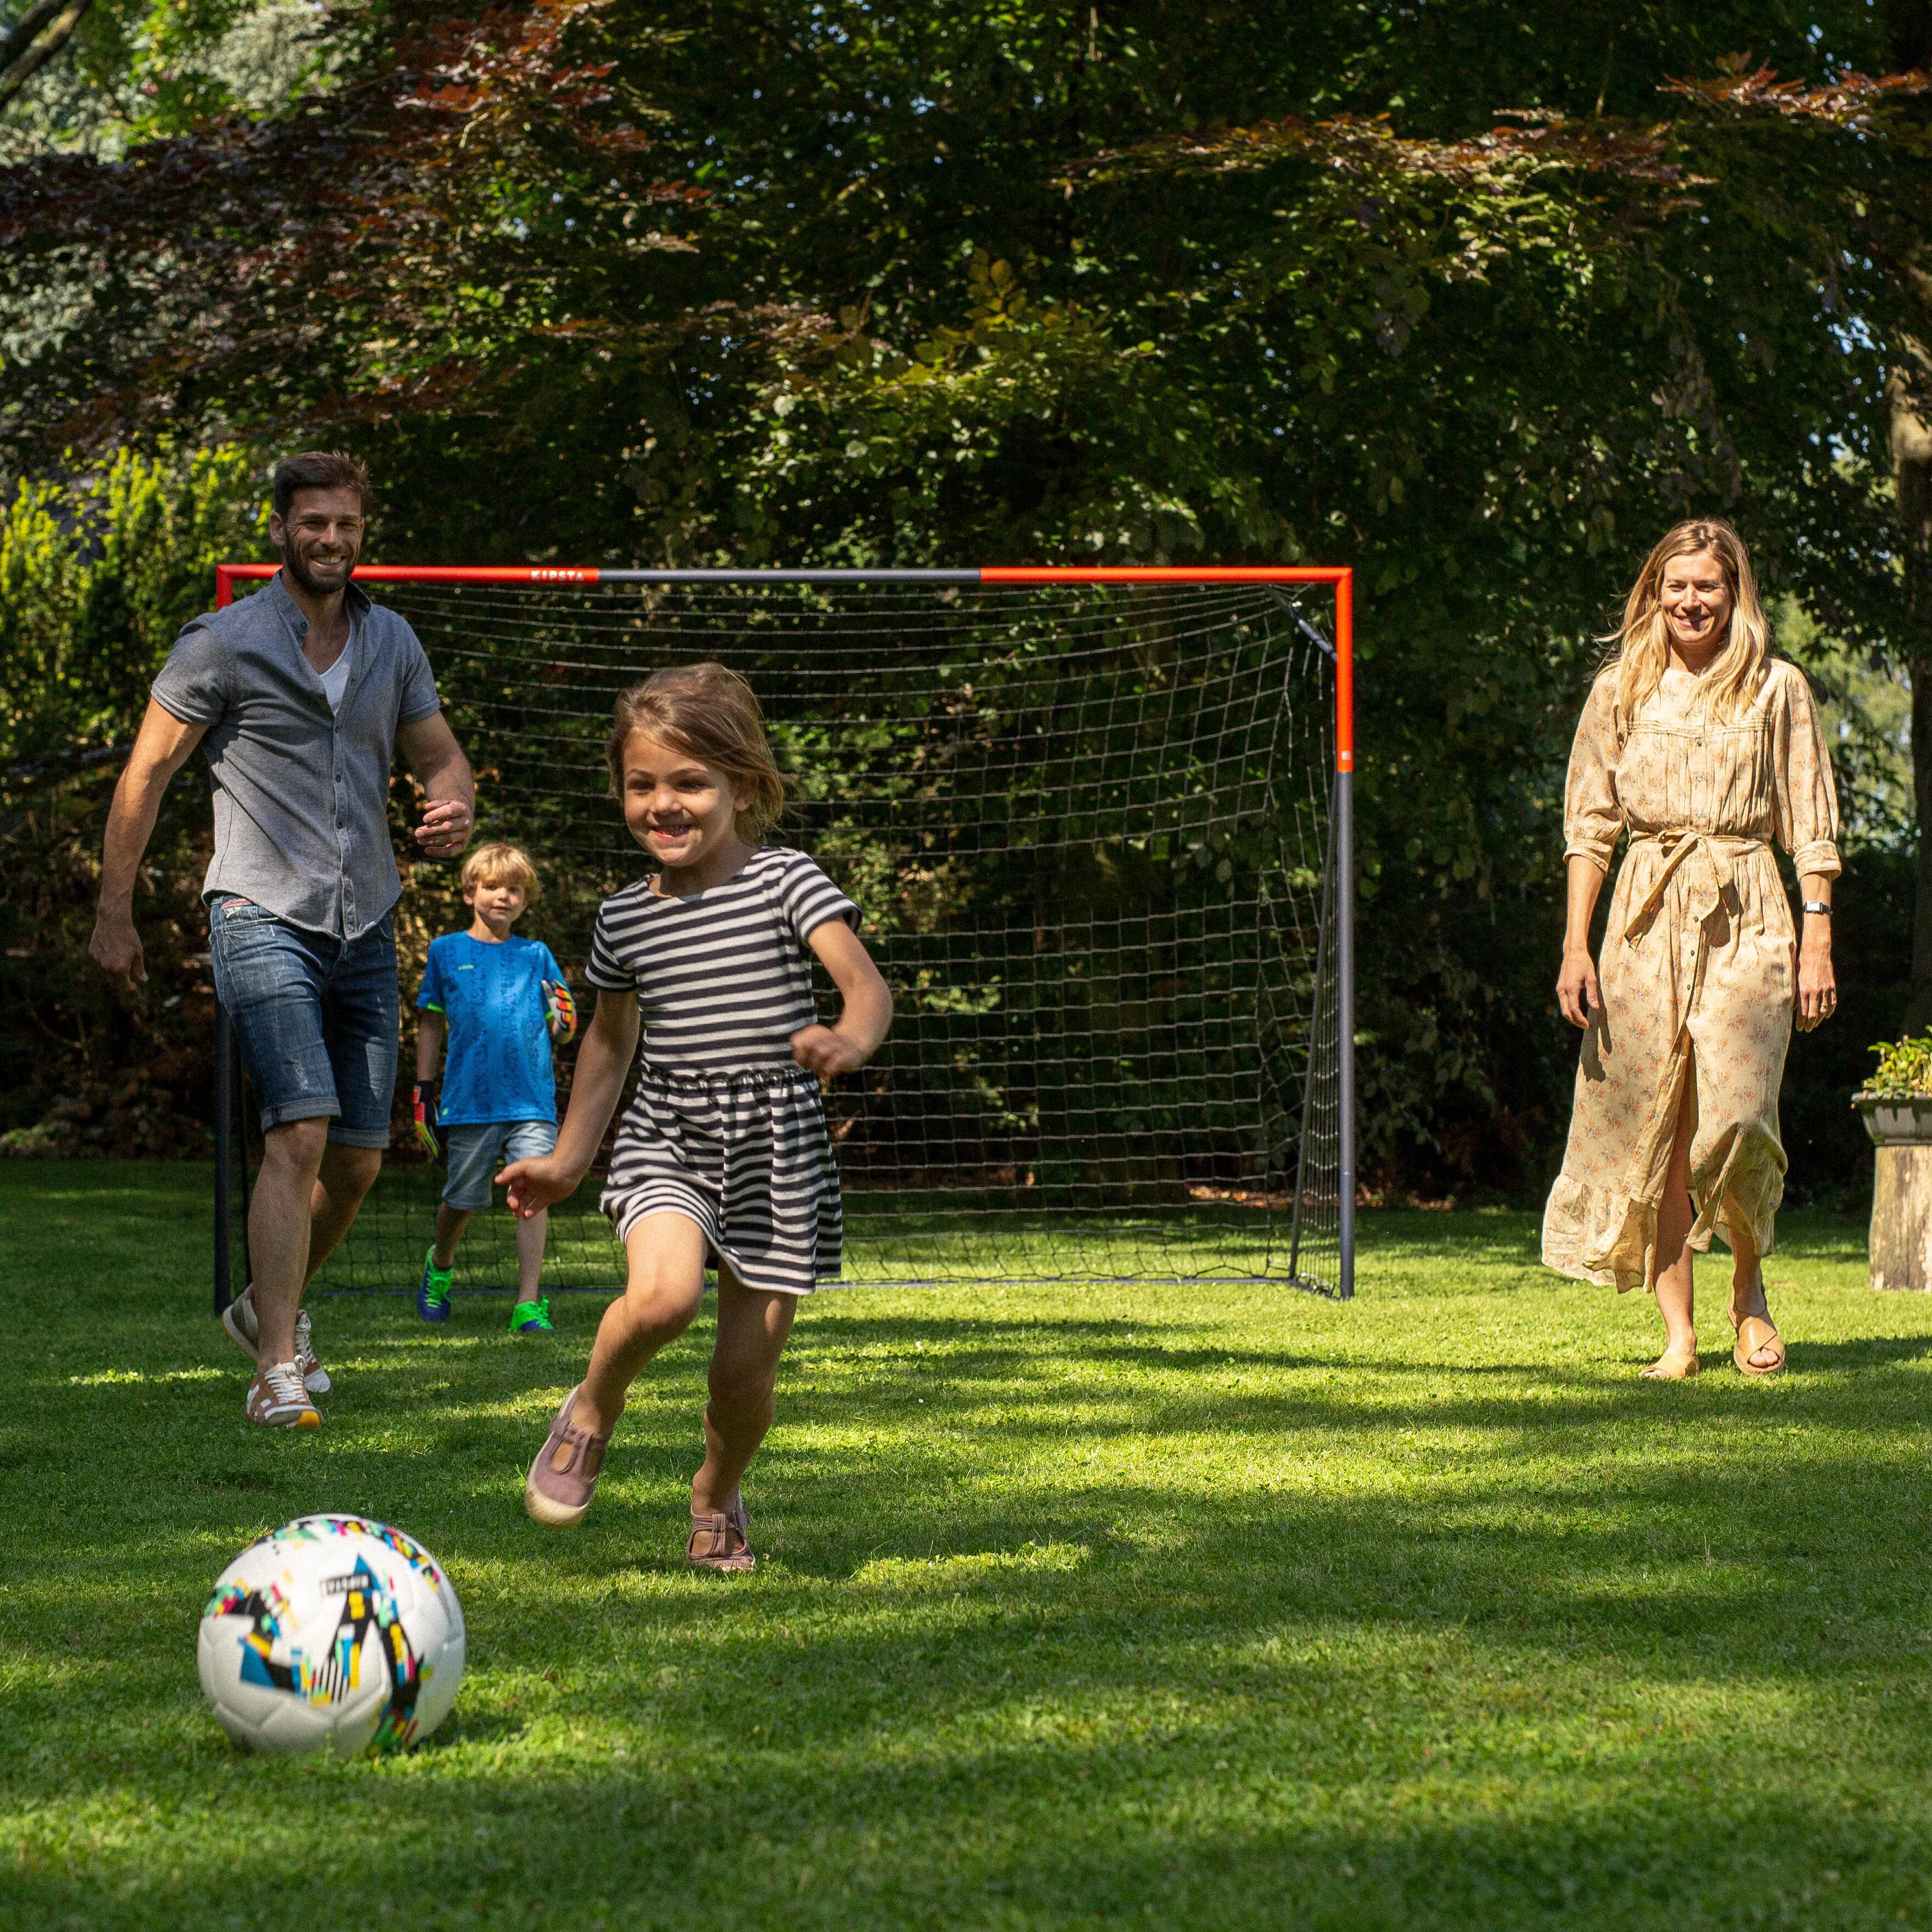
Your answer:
[599,1066,844,1295]
[586,847,857,1069]
[588,848,858,1294]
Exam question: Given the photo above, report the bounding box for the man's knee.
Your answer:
[320,1143,383,1202]
[260,1116,329,1178]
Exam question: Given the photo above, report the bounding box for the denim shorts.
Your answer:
[443,1119,558,1211]
[209,895,400,1148]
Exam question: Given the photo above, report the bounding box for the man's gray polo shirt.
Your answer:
[151,571,442,941]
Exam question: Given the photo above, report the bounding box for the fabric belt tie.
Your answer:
[1625,830,1768,937]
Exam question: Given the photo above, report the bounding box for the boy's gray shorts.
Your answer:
[443,1120,558,1211]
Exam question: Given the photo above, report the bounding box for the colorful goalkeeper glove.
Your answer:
[412,1081,446,1162]
[543,978,577,1044]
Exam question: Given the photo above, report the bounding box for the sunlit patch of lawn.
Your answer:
[3,1162,1928,1931]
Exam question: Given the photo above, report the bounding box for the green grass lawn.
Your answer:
[4,1162,1931,1930]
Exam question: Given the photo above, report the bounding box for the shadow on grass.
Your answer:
[1,1166,1915,1929]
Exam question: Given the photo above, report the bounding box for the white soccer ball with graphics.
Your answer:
[196,1514,466,1757]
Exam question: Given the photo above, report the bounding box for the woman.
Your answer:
[1542,519,1839,1378]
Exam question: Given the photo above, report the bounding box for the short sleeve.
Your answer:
[396,626,441,725]
[585,899,636,991]
[1771,663,1842,879]
[1563,672,1624,873]
[773,852,859,946]
[150,618,231,727]
[417,943,445,1013]
[538,944,565,986]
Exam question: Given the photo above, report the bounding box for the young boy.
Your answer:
[413,842,576,1333]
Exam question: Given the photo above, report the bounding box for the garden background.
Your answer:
[1,1,1927,1207]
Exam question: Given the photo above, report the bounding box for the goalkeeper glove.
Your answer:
[543,978,578,1045]
[412,1080,446,1162]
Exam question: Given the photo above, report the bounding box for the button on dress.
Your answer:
[1541,657,1841,1291]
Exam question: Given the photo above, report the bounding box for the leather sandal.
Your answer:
[1640,1347,1700,1380]
[687,1493,755,1572]
[1731,1311,1786,1378]
[523,1385,611,1527]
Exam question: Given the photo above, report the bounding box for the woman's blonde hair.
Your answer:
[605,662,785,839]
[460,841,540,899]
[1611,517,1769,726]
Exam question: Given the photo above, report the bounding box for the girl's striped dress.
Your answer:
[586,846,858,1294]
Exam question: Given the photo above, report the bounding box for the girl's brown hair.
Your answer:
[1610,518,1769,728]
[606,662,785,839]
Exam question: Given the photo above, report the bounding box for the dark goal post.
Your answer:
[209,563,1356,1308]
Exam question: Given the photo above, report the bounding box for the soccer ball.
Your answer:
[197,1514,466,1757]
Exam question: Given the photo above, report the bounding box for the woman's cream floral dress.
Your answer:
[1541,656,1840,1291]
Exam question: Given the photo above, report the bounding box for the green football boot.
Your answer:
[508,1295,554,1335]
[418,1246,454,1324]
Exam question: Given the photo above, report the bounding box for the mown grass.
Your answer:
[4,1161,1930,1930]
[310,1163,1286,1293]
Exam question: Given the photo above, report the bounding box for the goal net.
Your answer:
[213,568,1355,1299]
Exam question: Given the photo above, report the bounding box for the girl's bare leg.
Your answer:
[573,1214,707,1438]
[692,1270,796,1517]
[1650,1076,1699,1363]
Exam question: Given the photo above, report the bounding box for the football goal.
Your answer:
[210,565,1355,1300]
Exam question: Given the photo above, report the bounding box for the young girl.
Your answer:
[498,662,892,1570]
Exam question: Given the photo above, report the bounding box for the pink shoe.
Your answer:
[687,1495,754,1572]
[523,1386,610,1527]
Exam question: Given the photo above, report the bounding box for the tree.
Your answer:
[1,3,1925,1193]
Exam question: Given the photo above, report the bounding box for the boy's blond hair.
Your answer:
[460,841,540,900]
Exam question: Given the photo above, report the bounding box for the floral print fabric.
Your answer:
[1541,657,1841,1291]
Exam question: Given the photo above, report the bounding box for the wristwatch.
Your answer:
[1800,900,1832,917]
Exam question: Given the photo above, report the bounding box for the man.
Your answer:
[89,451,475,1427]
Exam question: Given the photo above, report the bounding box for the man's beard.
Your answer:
[280,541,354,598]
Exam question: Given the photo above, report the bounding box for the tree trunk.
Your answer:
[0,0,93,110]
[1890,0,1932,1031]
[1888,1,1932,75]
[1890,344,1932,1029]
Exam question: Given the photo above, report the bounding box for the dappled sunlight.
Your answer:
[7,1168,1932,1925]
[850,1543,1093,1592]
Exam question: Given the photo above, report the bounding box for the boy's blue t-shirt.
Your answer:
[417,931,564,1125]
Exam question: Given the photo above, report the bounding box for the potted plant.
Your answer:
[1854,1032,1932,1145]
[1856,1032,1932,1293]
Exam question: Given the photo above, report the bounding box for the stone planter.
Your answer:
[1856,1093,1932,1292]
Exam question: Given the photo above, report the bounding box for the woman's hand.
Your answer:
[497,1153,583,1220]
[1796,919,1836,1032]
[1557,945,1603,1029]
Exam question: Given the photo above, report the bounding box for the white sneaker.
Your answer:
[221,1287,332,1396]
[291,1310,330,1395]
[245,1360,321,1429]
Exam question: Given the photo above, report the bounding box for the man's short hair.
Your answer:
[460,841,541,900]
[272,450,372,521]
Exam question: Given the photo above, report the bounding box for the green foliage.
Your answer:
[0,0,336,160]
[2,6,1927,1196]
[1863,1031,1932,1100]
[0,442,262,762]
[0,445,261,1149]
